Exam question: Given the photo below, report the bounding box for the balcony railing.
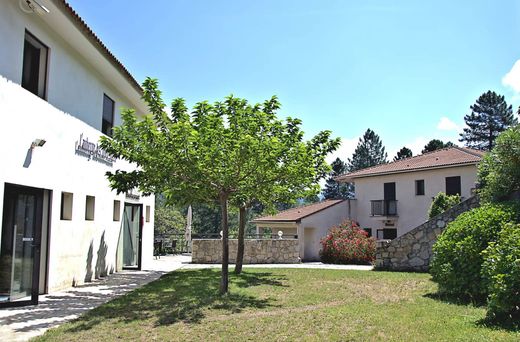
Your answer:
[370,200,398,216]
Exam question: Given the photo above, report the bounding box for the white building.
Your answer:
[253,147,483,261]
[0,0,154,307]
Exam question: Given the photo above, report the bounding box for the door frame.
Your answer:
[122,202,143,270]
[0,183,44,308]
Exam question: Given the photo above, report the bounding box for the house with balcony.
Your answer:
[252,147,483,262]
[335,147,484,240]
[0,0,154,307]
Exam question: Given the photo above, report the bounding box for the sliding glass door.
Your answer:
[122,203,142,269]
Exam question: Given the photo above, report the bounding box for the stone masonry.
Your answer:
[375,195,480,272]
[192,239,300,264]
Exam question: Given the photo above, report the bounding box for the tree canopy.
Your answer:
[322,157,352,199]
[393,146,413,161]
[421,139,455,154]
[459,90,517,151]
[347,129,387,171]
[100,78,339,293]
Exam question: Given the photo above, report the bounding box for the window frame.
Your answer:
[22,30,49,99]
[102,94,115,136]
[415,179,425,196]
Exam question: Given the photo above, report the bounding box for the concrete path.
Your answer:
[0,254,371,341]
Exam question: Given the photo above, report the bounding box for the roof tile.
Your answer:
[252,199,345,223]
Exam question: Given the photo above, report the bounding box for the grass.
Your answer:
[35,268,519,341]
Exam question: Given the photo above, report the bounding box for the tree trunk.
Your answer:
[234,206,247,275]
[219,193,229,295]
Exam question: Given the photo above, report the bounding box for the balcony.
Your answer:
[370,200,398,217]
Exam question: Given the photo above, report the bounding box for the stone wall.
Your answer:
[375,195,480,272]
[192,239,300,264]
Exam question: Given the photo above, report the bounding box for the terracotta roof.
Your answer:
[54,0,142,94]
[336,147,485,182]
[252,200,345,223]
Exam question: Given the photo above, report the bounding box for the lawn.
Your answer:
[35,268,519,341]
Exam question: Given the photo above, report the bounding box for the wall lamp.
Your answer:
[31,138,46,149]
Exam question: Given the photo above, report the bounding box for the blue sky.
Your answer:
[68,0,520,160]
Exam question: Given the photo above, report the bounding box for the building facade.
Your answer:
[0,0,154,307]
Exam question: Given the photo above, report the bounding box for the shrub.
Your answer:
[320,220,376,264]
[428,192,461,219]
[482,223,520,320]
[478,124,520,202]
[430,202,520,300]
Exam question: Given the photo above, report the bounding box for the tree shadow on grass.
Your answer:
[64,268,285,332]
[423,292,486,308]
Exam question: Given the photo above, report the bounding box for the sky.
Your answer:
[68,0,520,162]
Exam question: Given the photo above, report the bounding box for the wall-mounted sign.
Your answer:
[75,133,116,166]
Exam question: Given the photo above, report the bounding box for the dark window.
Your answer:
[22,31,48,99]
[415,180,425,196]
[377,229,397,240]
[445,176,461,196]
[363,228,372,237]
[384,182,396,200]
[102,94,115,136]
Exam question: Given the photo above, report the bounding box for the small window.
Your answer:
[113,200,121,221]
[145,205,151,222]
[22,31,48,99]
[363,228,372,237]
[102,94,115,136]
[85,195,95,221]
[446,176,461,196]
[415,180,425,196]
[61,192,73,220]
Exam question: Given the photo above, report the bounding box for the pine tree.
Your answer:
[459,91,517,151]
[421,139,455,154]
[393,146,413,161]
[322,158,352,199]
[348,129,388,172]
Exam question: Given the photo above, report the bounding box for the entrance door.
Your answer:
[122,203,142,269]
[0,184,43,307]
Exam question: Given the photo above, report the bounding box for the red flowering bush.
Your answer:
[320,220,376,264]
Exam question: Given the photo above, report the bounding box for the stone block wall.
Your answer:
[192,239,300,264]
[375,195,480,272]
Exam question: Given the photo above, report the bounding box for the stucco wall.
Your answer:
[353,165,478,238]
[0,0,143,131]
[298,201,349,261]
[375,195,480,271]
[192,239,300,264]
[0,77,154,292]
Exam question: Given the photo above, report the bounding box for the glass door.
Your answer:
[0,184,43,307]
[122,203,142,269]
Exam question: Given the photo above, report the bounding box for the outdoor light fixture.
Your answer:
[220,230,223,239]
[19,0,50,14]
[278,231,283,239]
[31,138,46,149]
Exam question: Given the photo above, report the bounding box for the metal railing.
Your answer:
[370,200,398,216]
[192,233,298,240]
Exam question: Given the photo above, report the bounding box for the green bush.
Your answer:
[482,223,520,320]
[430,202,520,300]
[478,125,520,202]
[428,192,461,219]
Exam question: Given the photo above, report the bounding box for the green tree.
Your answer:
[154,196,186,239]
[393,146,413,161]
[421,139,455,154]
[428,192,461,219]
[101,78,338,293]
[322,158,351,199]
[478,124,520,202]
[347,129,387,172]
[460,91,517,151]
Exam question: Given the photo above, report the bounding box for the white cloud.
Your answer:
[437,117,459,131]
[326,136,358,164]
[502,59,520,93]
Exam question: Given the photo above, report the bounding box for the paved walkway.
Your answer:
[0,254,371,341]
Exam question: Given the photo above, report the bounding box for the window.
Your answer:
[85,195,95,221]
[61,192,73,220]
[22,31,48,99]
[363,228,372,237]
[145,205,151,222]
[376,228,397,240]
[113,200,121,221]
[445,176,461,196]
[415,180,425,196]
[102,94,115,136]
